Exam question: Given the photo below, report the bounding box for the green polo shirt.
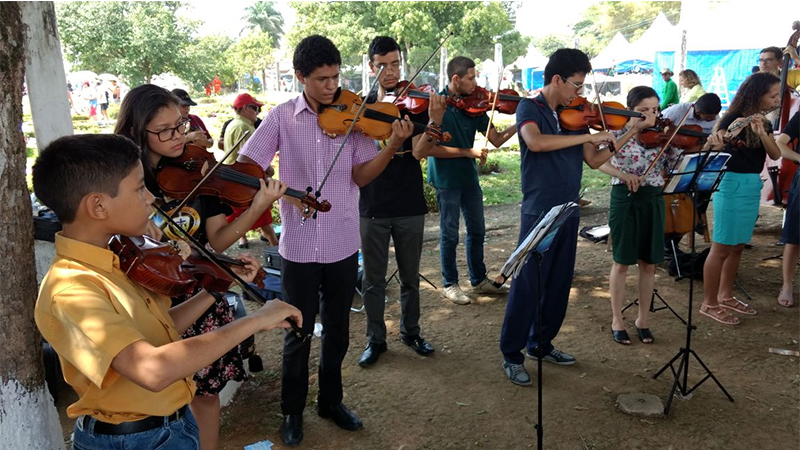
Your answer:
[426,86,490,189]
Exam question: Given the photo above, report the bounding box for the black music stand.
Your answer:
[622,288,686,325]
[499,201,579,450]
[652,150,734,414]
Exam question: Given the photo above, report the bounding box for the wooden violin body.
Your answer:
[157,144,331,212]
[319,89,450,142]
[639,118,708,150]
[384,81,436,115]
[448,86,521,117]
[558,97,643,131]
[110,234,197,297]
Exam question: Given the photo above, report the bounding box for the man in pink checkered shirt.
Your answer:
[239,35,413,447]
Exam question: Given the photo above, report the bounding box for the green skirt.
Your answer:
[609,184,665,265]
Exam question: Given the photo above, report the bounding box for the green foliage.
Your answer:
[56,2,199,86]
[573,1,681,58]
[532,34,571,58]
[242,1,284,47]
[183,34,237,91]
[288,1,529,72]
[227,30,276,91]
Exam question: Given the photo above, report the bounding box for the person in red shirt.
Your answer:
[212,76,222,96]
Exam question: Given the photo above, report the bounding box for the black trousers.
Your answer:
[280,252,358,415]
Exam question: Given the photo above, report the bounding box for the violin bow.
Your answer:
[152,203,310,341]
[589,69,610,133]
[167,130,250,216]
[392,31,454,103]
[480,64,505,167]
[640,103,692,179]
[314,65,386,210]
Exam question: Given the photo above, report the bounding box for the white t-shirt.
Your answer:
[661,102,717,134]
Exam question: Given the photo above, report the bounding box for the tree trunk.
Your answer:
[0,3,65,448]
[20,1,72,151]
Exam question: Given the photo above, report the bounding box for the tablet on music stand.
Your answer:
[663,151,731,195]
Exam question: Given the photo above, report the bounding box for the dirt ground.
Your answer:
[57,192,799,449]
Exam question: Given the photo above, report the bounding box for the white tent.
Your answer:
[627,12,681,63]
[590,32,632,70]
[511,45,548,71]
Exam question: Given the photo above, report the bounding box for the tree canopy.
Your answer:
[288,1,528,74]
[573,1,681,58]
[242,1,284,47]
[56,2,199,86]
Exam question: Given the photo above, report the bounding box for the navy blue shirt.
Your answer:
[517,93,587,215]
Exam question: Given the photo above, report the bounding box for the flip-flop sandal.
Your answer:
[636,327,654,344]
[718,297,757,315]
[699,305,740,325]
[778,290,795,308]
[612,329,631,345]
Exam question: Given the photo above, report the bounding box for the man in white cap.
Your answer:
[659,68,679,110]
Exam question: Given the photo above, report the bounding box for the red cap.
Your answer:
[233,93,264,109]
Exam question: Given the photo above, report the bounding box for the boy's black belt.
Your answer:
[82,405,188,435]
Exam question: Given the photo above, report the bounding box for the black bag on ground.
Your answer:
[668,247,710,279]
[579,224,610,243]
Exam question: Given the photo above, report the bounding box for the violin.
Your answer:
[318,89,450,142]
[558,97,644,131]
[447,86,521,117]
[110,234,197,297]
[383,81,437,115]
[109,234,269,297]
[157,144,331,212]
[638,118,709,150]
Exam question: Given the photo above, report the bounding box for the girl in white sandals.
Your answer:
[700,72,782,325]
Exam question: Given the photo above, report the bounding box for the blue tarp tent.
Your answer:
[615,59,654,74]
[522,68,544,91]
[653,49,761,109]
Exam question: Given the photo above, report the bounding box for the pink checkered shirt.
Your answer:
[240,94,377,264]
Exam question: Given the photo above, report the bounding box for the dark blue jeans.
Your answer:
[72,408,199,449]
[500,212,579,364]
[436,184,486,287]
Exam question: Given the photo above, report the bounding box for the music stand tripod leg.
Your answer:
[654,149,733,414]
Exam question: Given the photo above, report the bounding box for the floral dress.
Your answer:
[153,190,247,396]
[609,126,682,187]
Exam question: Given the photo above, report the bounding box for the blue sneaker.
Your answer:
[526,348,576,366]
[502,361,532,386]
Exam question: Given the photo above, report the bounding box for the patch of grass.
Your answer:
[480,150,522,206]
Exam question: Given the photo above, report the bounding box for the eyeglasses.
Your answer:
[247,104,262,113]
[758,58,776,63]
[560,75,584,91]
[146,120,190,142]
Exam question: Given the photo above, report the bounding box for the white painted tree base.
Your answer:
[0,379,65,449]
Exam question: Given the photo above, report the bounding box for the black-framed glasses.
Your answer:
[758,57,776,63]
[247,104,262,114]
[560,75,584,91]
[146,120,190,142]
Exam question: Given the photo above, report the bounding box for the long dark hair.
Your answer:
[724,72,780,118]
[114,84,181,185]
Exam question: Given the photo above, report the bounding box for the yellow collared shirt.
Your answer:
[35,233,195,424]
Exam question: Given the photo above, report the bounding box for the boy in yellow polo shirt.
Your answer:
[32,134,301,448]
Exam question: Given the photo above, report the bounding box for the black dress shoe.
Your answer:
[317,403,363,431]
[358,342,387,367]
[280,414,303,446]
[401,335,434,356]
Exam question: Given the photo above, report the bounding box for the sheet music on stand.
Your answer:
[499,202,579,280]
[663,151,731,194]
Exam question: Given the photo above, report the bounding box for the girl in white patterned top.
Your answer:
[597,86,681,346]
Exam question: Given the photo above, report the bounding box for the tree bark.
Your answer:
[0,3,65,448]
[20,1,73,151]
